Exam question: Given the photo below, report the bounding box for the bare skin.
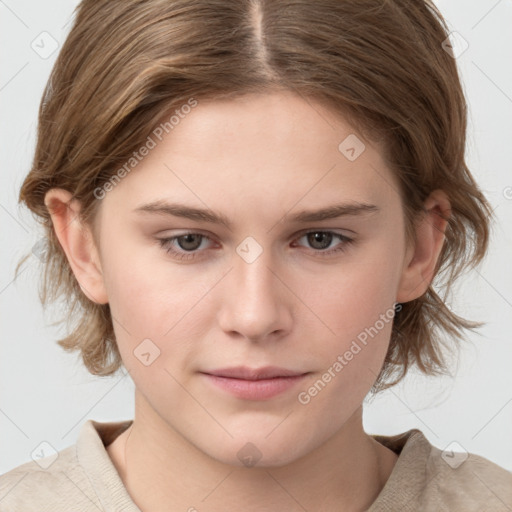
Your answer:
[46,90,450,511]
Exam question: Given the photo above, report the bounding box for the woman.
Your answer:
[2,0,511,510]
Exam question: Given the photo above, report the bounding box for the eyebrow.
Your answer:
[133,200,380,229]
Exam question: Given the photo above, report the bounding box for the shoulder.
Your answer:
[425,437,512,511]
[0,418,134,512]
[370,429,512,511]
[0,443,101,511]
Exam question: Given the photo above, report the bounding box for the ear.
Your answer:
[44,188,108,305]
[396,189,451,303]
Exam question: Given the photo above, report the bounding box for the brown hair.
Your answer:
[16,0,494,392]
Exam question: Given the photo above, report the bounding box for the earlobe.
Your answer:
[44,188,108,305]
[396,189,451,303]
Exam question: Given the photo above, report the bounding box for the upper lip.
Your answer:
[202,366,308,380]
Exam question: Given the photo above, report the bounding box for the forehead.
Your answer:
[159,91,369,160]
[102,91,401,219]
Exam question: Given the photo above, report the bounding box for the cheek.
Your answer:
[100,238,227,377]
[102,261,171,340]
[295,242,401,390]
[295,282,397,415]
[101,230,208,331]
[303,247,400,341]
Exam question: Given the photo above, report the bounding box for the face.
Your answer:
[73,91,418,466]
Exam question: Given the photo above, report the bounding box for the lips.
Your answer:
[200,366,310,400]
[201,365,307,380]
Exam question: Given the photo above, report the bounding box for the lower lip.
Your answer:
[201,373,309,400]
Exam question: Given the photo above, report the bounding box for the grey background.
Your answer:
[1,0,511,475]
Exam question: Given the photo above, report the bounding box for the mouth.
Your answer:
[202,365,308,380]
[199,366,311,400]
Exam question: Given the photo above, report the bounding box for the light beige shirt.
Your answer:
[0,419,511,511]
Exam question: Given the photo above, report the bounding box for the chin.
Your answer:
[200,429,313,469]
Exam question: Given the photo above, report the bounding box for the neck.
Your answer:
[107,390,397,512]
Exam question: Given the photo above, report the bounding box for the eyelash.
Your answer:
[157,230,355,261]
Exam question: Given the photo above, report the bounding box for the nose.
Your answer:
[216,244,293,343]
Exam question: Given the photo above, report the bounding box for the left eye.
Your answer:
[157,230,354,260]
[292,230,354,257]
[296,231,345,250]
